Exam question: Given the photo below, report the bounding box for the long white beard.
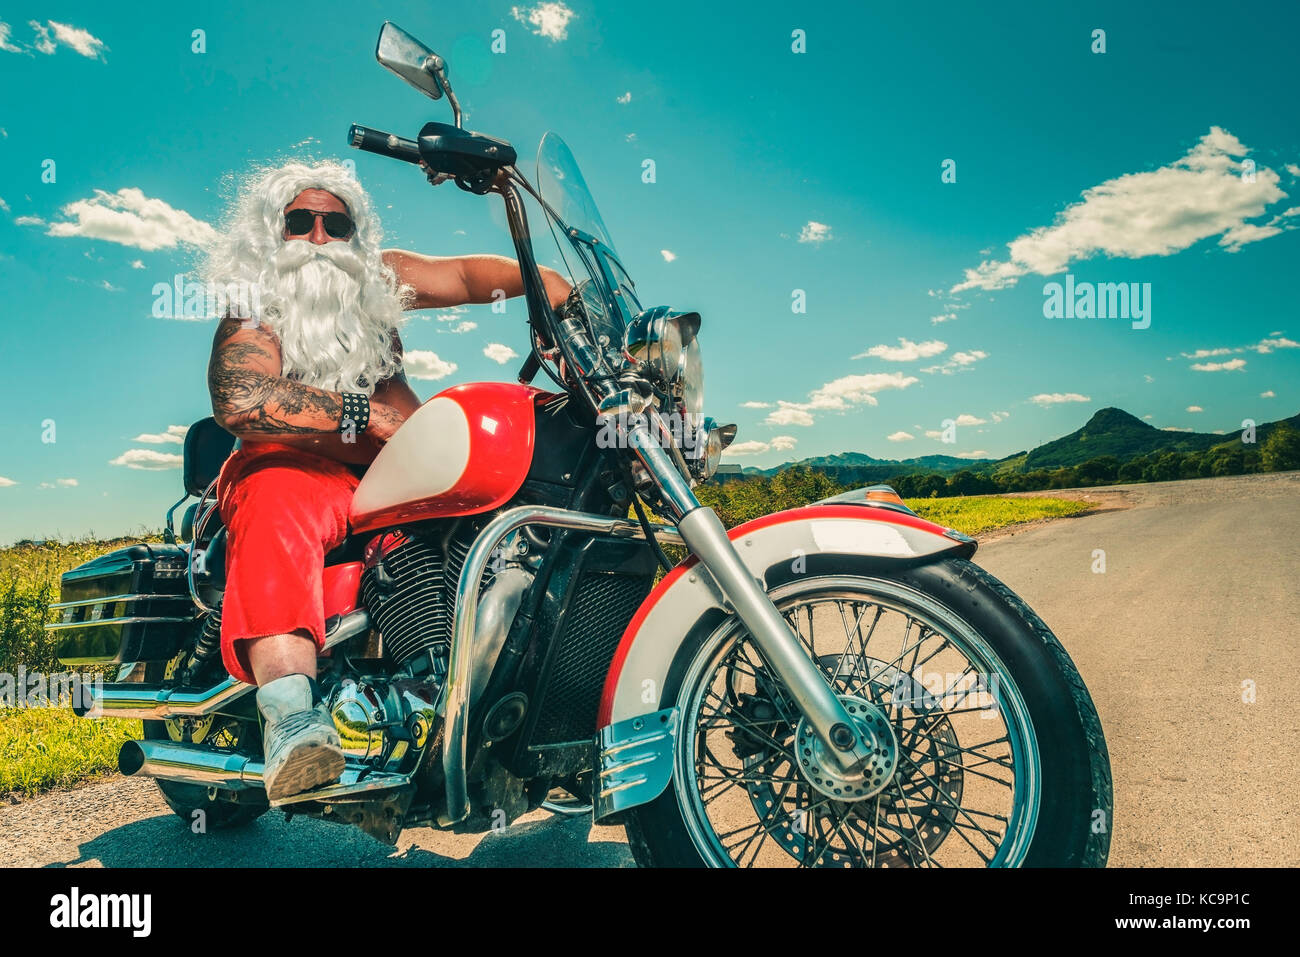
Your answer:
[256,241,400,395]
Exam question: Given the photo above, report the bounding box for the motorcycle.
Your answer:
[47,21,1112,867]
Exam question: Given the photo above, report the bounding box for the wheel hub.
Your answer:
[794,694,898,801]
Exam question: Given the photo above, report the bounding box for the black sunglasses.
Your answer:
[283,209,356,239]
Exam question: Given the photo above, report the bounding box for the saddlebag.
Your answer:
[50,543,196,666]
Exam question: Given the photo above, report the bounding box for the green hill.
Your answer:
[1023,408,1226,469]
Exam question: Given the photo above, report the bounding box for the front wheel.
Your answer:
[624,558,1112,867]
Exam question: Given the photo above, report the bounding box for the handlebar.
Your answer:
[348,124,421,164]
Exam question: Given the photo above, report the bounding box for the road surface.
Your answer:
[3,472,1296,867]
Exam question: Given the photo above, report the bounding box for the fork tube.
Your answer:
[627,425,874,774]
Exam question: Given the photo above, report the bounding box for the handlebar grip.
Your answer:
[348,124,421,165]
[517,351,541,385]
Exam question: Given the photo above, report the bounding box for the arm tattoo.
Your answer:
[207,320,344,436]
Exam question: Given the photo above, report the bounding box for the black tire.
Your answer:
[624,557,1112,867]
[142,720,270,829]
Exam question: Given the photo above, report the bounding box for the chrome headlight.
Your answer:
[685,417,737,483]
[623,306,700,386]
[679,336,703,423]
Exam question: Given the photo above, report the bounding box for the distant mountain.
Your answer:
[1021,407,1298,469]
[727,406,1300,482]
[739,450,995,479]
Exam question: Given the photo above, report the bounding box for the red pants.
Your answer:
[215,442,361,685]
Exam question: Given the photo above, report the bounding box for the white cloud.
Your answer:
[1248,336,1299,353]
[1144,374,1155,383]
[1143,414,1154,420]
[439,320,478,334]
[616,91,631,104]
[764,405,815,427]
[45,20,106,58]
[886,431,915,442]
[1162,426,1194,432]
[46,188,216,251]
[23,20,106,59]
[854,337,947,362]
[132,425,188,445]
[952,127,1294,294]
[740,401,771,409]
[1191,358,1246,372]
[0,22,25,53]
[955,451,989,459]
[1186,405,1203,413]
[728,435,797,457]
[0,476,17,487]
[14,215,44,226]
[130,259,144,269]
[1030,392,1091,406]
[483,343,518,364]
[403,350,458,380]
[764,371,919,426]
[924,430,944,440]
[660,249,676,262]
[109,449,183,470]
[954,414,987,426]
[922,349,988,375]
[798,221,832,244]
[1181,347,1234,359]
[56,477,78,487]
[1261,390,1276,398]
[510,2,577,41]
[930,312,959,324]
[990,410,1010,423]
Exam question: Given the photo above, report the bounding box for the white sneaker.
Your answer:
[256,675,345,802]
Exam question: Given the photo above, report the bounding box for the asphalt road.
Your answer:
[3,472,1296,867]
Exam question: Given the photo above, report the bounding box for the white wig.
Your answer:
[200,160,410,395]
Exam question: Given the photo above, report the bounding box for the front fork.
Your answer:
[626,419,876,775]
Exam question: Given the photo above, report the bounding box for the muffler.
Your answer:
[78,610,371,720]
[119,738,410,806]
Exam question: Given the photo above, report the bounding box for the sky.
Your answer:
[1,0,1298,544]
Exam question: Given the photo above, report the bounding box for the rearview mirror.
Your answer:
[375,21,445,101]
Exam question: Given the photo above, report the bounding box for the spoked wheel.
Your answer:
[624,560,1112,868]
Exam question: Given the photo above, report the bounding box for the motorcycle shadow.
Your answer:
[45,805,636,869]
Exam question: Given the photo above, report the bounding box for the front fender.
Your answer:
[597,503,974,728]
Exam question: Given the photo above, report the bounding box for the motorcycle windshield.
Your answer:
[536,133,640,354]
[537,132,617,255]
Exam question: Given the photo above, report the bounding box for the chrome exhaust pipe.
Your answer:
[78,610,370,720]
[120,737,411,806]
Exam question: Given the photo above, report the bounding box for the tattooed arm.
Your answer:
[207,316,406,465]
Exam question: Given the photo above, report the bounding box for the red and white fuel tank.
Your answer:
[349,382,549,534]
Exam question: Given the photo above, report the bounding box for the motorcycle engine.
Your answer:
[359,524,493,683]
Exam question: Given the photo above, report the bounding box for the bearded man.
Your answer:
[202,160,570,801]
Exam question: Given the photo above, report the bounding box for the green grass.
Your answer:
[907,495,1093,536]
[0,707,141,799]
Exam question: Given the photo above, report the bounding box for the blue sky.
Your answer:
[1,0,1297,544]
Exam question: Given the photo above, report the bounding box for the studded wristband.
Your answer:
[340,392,370,434]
